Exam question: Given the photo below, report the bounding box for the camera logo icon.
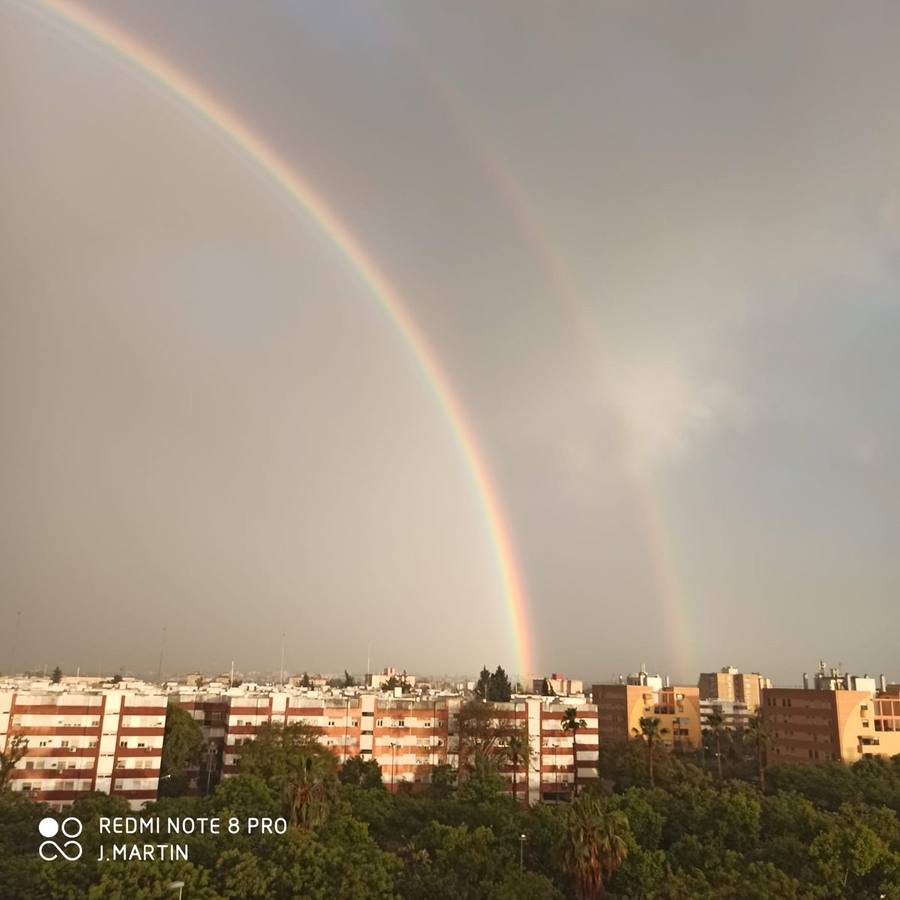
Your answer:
[38,816,83,861]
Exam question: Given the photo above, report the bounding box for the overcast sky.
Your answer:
[2,1,899,685]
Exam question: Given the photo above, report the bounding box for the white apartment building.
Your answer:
[0,680,166,811]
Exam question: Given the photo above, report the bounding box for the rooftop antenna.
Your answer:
[156,625,167,685]
[279,632,286,687]
[367,643,371,677]
[230,660,235,688]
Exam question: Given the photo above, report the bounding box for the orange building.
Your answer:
[762,687,900,765]
[699,667,770,712]
[591,683,702,750]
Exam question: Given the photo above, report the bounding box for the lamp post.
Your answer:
[204,741,216,795]
[167,882,185,900]
[519,833,527,871]
[390,741,397,792]
[343,699,350,764]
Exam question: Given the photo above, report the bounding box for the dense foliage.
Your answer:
[2,723,900,898]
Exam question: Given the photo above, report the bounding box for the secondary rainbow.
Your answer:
[409,56,694,677]
[37,0,533,678]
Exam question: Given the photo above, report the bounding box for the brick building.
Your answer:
[762,684,900,765]
[171,689,599,804]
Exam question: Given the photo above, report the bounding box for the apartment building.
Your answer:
[0,681,166,810]
[531,674,584,697]
[171,689,599,804]
[699,666,770,712]
[365,668,417,691]
[525,699,598,802]
[762,682,900,765]
[173,690,457,787]
[592,683,702,750]
[700,698,754,730]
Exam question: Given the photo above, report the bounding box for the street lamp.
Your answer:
[167,882,185,900]
[519,833,527,871]
[390,742,397,792]
[204,741,217,795]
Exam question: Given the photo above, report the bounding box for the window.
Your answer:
[60,740,69,748]
[328,720,336,727]
[119,740,128,748]
[376,719,383,727]
[398,720,405,727]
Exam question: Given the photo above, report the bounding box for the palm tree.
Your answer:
[632,717,668,788]
[562,708,588,798]
[505,731,529,805]
[563,794,630,899]
[284,750,336,829]
[704,707,730,781]
[744,714,770,792]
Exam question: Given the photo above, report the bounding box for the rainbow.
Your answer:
[35,0,533,678]
[406,56,694,678]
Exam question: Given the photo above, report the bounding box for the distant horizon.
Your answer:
[3,658,889,693]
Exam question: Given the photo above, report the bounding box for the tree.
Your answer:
[159,703,204,796]
[505,730,530,805]
[809,807,889,895]
[340,756,384,789]
[0,736,27,791]
[381,673,411,693]
[50,666,62,684]
[238,723,337,828]
[563,795,630,899]
[744,715,770,792]
[562,708,588,798]
[633,717,668,788]
[285,752,338,829]
[300,672,312,689]
[541,678,555,697]
[458,700,517,777]
[110,673,123,684]
[344,670,357,687]
[704,708,730,781]
[475,666,492,701]
[489,666,513,703]
[429,763,457,799]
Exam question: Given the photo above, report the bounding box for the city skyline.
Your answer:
[3,1,900,684]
